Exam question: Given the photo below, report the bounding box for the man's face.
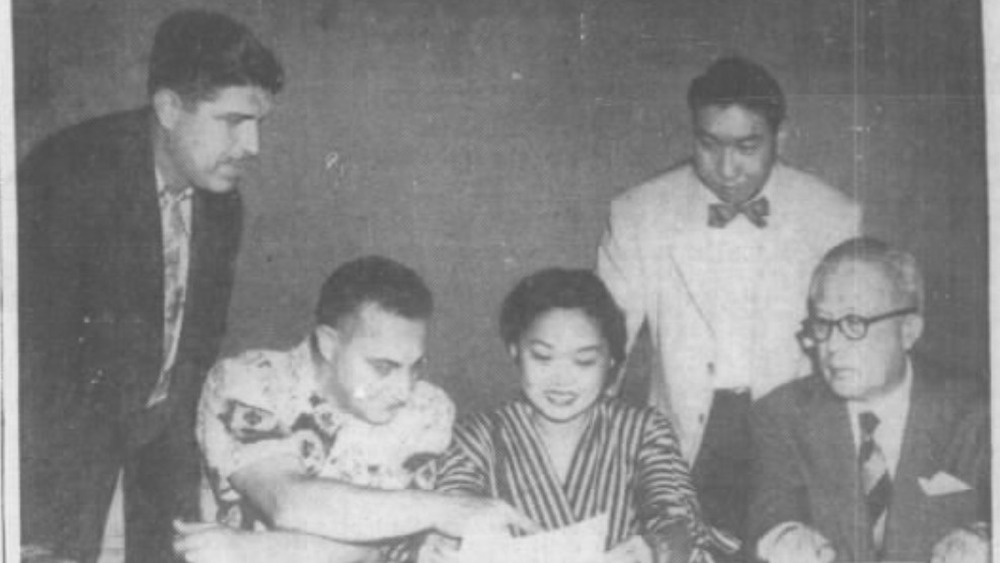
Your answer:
[318,303,428,425]
[813,260,920,402]
[157,85,274,193]
[692,104,778,204]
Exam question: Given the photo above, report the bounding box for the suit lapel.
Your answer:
[883,367,940,555]
[666,241,716,338]
[116,111,164,364]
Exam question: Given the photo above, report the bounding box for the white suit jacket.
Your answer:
[597,161,860,461]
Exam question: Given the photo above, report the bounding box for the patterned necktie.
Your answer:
[146,186,192,407]
[859,411,892,554]
[708,196,770,228]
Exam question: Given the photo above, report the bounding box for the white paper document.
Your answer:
[459,513,609,563]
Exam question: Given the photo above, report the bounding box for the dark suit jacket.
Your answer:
[749,360,989,562]
[19,108,242,561]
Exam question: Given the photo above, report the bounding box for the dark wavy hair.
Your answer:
[687,56,786,131]
[499,268,626,374]
[316,256,433,329]
[147,10,284,102]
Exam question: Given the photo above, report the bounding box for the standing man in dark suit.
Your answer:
[18,10,284,563]
[750,238,990,563]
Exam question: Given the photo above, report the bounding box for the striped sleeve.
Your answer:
[434,413,495,496]
[636,410,741,557]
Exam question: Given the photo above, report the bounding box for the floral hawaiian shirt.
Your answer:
[197,339,455,527]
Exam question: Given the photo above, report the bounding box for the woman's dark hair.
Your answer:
[499,268,627,371]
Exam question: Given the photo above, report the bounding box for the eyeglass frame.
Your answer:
[800,306,919,343]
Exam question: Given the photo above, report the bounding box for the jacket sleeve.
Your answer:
[596,196,650,394]
[636,411,740,558]
[433,415,493,497]
[748,395,810,545]
[18,135,94,424]
[17,135,94,546]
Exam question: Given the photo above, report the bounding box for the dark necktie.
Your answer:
[859,411,892,554]
[708,196,769,228]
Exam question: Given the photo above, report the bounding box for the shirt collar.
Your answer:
[155,166,193,199]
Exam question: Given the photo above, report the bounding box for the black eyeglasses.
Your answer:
[800,307,918,343]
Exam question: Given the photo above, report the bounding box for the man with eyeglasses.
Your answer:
[749,237,989,563]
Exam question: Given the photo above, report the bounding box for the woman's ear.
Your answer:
[603,362,621,397]
[775,122,790,156]
[507,343,520,361]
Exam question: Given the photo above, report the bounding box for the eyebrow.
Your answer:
[698,130,763,144]
[527,340,603,354]
[215,111,261,122]
[369,355,428,368]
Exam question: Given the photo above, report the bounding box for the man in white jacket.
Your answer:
[596,56,860,547]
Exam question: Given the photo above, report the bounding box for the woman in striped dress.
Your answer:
[420,269,737,563]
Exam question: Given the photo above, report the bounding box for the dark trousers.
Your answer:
[691,390,753,559]
[122,404,202,563]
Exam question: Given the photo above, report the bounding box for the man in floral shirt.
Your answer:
[177,256,536,563]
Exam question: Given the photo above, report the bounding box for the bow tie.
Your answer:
[708,196,770,228]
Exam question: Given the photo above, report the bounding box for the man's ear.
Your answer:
[152,89,184,130]
[775,122,790,156]
[901,313,924,351]
[314,324,342,363]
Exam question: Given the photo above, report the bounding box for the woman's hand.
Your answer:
[604,535,653,563]
[417,532,462,563]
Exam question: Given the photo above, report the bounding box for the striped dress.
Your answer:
[436,398,737,558]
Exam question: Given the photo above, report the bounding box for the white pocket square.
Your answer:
[918,471,972,496]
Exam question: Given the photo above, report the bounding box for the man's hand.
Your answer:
[173,520,379,563]
[417,532,462,563]
[756,522,835,563]
[20,544,77,563]
[931,524,990,563]
[431,496,540,539]
[173,521,253,563]
[604,535,653,563]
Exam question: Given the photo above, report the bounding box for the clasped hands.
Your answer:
[756,521,989,563]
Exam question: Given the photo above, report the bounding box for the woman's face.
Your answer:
[514,308,611,425]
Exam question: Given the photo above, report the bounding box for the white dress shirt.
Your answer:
[846,359,914,478]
